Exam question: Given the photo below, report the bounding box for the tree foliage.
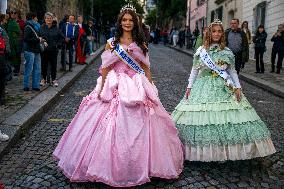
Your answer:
[149,0,187,28]
[145,8,157,29]
[92,0,144,27]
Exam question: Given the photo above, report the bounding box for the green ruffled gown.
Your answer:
[172,45,276,161]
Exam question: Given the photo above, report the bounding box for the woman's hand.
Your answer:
[235,88,242,102]
[185,88,191,99]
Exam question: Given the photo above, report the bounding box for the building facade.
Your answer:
[0,0,81,21]
[206,0,243,30]
[243,0,284,62]
[187,0,207,32]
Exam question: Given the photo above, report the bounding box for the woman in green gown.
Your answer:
[172,20,276,162]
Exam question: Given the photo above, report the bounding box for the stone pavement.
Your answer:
[0,44,283,188]
[0,46,104,158]
[167,45,284,98]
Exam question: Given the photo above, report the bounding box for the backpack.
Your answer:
[0,27,6,54]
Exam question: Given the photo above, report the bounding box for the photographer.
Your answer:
[271,24,284,73]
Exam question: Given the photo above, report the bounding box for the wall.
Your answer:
[189,0,207,32]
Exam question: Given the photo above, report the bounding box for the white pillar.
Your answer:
[0,0,7,14]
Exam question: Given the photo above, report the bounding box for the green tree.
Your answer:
[145,8,157,29]
[92,0,144,26]
[155,0,187,28]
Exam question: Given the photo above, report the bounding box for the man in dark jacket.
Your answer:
[225,18,248,74]
[60,15,79,71]
[271,24,284,73]
[23,12,43,91]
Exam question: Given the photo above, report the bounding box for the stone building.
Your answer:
[206,0,243,30]
[243,0,284,62]
[186,0,207,32]
[0,0,82,21]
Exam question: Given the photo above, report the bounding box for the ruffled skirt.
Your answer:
[53,70,184,187]
[172,76,276,161]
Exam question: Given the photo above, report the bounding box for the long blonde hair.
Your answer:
[203,23,226,50]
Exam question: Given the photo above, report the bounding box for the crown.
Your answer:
[120,4,136,13]
[209,19,223,27]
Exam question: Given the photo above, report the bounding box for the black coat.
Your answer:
[253,31,267,49]
[271,31,284,52]
[39,23,64,51]
[23,22,41,53]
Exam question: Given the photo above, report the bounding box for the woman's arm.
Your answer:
[140,62,152,83]
[99,44,113,96]
[187,67,199,89]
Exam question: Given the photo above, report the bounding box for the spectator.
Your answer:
[271,24,284,74]
[61,15,79,71]
[253,25,267,73]
[185,26,192,49]
[23,12,43,91]
[39,12,64,87]
[241,21,251,68]
[194,27,208,52]
[5,10,21,76]
[178,27,185,48]
[0,14,10,141]
[86,20,95,55]
[76,15,87,64]
[0,14,11,105]
[172,27,179,47]
[225,18,248,74]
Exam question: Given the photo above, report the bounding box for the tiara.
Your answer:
[209,19,223,27]
[120,4,136,13]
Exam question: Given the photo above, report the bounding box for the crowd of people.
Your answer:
[0,10,98,141]
[152,19,284,76]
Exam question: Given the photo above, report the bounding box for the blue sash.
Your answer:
[196,46,236,89]
[107,38,145,75]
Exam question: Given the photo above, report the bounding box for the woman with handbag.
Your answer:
[39,12,64,87]
[23,12,44,91]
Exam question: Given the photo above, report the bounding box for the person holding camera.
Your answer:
[39,12,64,87]
[271,24,284,73]
[23,12,43,91]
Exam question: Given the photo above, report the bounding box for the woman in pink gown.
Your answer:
[53,5,184,187]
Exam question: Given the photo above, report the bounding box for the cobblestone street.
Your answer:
[0,44,283,189]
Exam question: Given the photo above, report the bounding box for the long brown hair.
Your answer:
[203,23,226,50]
[113,10,148,55]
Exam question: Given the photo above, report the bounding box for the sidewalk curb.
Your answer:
[239,73,284,98]
[0,46,104,159]
[166,45,284,98]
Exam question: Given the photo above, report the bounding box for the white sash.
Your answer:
[107,38,145,75]
[196,46,236,89]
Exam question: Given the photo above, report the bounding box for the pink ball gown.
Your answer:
[53,42,184,187]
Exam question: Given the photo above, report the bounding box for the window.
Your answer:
[197,0,206,6]
[211,10,215,22]
[253,1,266,32]
[216,6,223,21]
[228,10,234,26]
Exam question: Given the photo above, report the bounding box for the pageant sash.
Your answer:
[196,46,236,89]
[107,38,145,75]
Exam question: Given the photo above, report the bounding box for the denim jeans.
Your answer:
[87,39,94,54]
[23,51,41,89]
